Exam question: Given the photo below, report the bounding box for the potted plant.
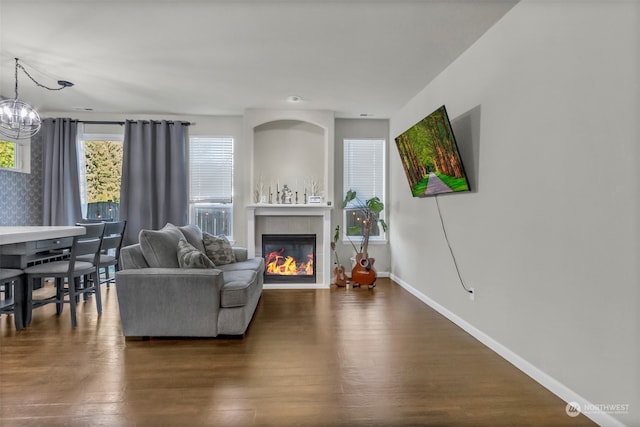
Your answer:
[342,189,387,288]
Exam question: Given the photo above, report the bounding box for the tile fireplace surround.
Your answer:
[246,204,332,289]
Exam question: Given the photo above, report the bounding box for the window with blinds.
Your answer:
[343,138,386,241]
[189,137,234,237]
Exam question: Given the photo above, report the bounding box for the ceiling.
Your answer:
[0,0,518,119]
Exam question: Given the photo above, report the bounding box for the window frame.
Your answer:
[0,137,30,174]
[342,137,387,244]
[78,132,124,220]
[188,136,234,239]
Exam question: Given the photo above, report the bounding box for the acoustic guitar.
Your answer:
[351,253,376,288]
[333,264,347,287]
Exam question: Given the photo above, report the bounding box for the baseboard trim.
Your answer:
[390,273,626,427]
[264,284,329,289]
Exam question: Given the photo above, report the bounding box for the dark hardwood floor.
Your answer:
[0,278,595,426]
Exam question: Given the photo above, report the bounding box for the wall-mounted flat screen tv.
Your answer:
[395,105,470,197]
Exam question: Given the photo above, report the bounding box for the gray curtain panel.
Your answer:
[42,118,82,226]
[120,120,189,246]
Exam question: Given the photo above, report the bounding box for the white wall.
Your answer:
[334,118,391,274]
[253,120,325,201]
[389,1,639,425]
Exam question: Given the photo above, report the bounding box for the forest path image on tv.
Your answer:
[425,172,452,194]
[395,105,470,197]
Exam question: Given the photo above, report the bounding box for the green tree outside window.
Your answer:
[84,140,123,203]
[0,140,16,169]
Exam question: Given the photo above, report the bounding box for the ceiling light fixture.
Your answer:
[286,95,302,103]
[0,58,74,140]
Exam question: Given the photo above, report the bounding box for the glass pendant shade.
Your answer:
[0,97,41,140]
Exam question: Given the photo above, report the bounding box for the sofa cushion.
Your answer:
[216,257,265,274]
[203,232,236,266]
[119,243,149,269]
[232,247,248,262]
[177,238,216,269]
[139,223,185,268]
[221,270,258,308]
[178,224,206,254]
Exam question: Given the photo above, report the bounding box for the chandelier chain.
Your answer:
[14,58,68,95]
[1,58,72,140]
[14,58,19,98]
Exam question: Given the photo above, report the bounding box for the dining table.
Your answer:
[0,226,86,329]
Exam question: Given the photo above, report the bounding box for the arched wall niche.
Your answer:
[253,120,324,202]
[245,109,335,205]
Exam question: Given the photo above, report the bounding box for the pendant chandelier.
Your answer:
[0,58,74,140]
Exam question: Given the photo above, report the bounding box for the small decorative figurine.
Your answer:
[281,184,293,204]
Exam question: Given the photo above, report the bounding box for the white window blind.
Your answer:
[343,139,385,204]
[343,138,386,240]
[189,137,233,203]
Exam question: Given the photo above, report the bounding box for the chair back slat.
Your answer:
[72,223,106,260]
[101,221,126,251]
[101,235,120,251]
[104,220,126,236]
[81,222,106,239]
[74,237,103,257]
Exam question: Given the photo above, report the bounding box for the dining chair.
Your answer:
[77,218,104,223]
[75,219,105,299]
[22,222,105,328]
[77,220,126,288]
[0,268,25,330]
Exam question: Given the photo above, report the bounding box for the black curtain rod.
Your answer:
[78,120,192,126]
[80,120,124,125]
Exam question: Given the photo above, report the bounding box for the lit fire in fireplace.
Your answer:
[265,248,314,276]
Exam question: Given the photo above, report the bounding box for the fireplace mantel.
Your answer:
[246,204,333,289]
[247,203,332,215]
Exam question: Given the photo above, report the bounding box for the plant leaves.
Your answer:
[347,225,362,235]
[343,189,357,208]
[366,197,384,214]
[342,190,388,238]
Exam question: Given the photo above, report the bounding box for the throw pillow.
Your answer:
[138,223,185,268]
[177,238,216,269]
[203,232,236,266]
[178,224,206,254]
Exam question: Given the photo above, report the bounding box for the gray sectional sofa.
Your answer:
[115,223,264,338]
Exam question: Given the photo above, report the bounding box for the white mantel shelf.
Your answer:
[246,203,333,289]
[247,204,333,215]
